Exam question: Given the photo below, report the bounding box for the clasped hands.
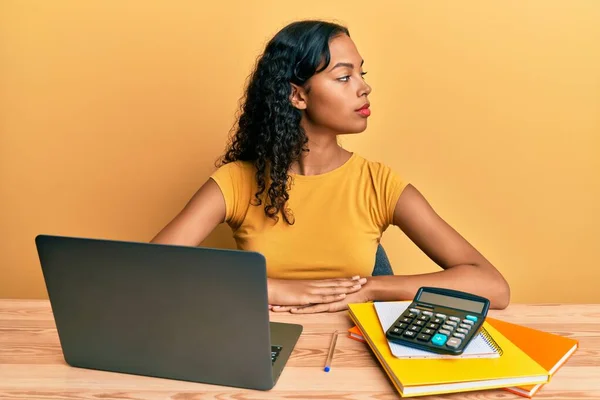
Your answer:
[268,275,370,314]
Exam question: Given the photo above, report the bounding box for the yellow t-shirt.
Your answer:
[210,153,408,279]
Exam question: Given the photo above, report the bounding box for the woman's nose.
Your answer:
[358,80,372,97]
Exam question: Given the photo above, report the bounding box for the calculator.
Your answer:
[385,287,490,355]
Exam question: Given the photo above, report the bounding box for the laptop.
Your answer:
[35,234,303,390]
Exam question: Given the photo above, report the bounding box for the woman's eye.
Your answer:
[337,72,368,82]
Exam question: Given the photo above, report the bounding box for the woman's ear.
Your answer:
[290,83,308,110]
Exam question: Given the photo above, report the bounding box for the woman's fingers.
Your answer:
[306,293,348,304]
[271,304,313,312]
[268,277,368,308]
[271,305,295,312]
[312,283,363,295]
[311,277,367,288]
[290,303,332,314]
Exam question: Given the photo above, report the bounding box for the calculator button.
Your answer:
[395,323,408,329]
[415,320,425,326]
[448,316,461,322]
[426,323,440,330]
[446,337,462,349]
[400,317,412,323]
[404,312,417,319]
[417,315,429,322]
[432,318,444,324]
[417,333,431,341]
[453,333,466,339]
[422,311,433,316]
[435,313,447,319]
[459,323,472,330]
[422,328,435,335]
[409,308,421,315]
[438,329,451,336]
[445,320,458,327]
[403,330,417,338]
[431,334,448,346]
[456,328,469,334]
[462,319,474,325]
[390,327,402,335]
[465,315,478,322]
[409,325,421,332]
[442,324,454,331]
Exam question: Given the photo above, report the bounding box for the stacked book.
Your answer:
[348,301,578,398]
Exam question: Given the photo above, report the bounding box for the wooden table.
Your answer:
[1,300,599,399]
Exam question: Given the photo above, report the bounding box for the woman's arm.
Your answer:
[150,178,226,246]
[276,183,511,314]
[368,184,511,309]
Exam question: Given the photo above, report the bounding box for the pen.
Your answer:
[324,330,339,372]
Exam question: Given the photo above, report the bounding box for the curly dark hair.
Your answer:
[218,20,350,224]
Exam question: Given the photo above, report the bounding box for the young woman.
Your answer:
[151,20,510,313]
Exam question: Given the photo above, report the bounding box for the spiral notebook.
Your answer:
[374,301,502,359]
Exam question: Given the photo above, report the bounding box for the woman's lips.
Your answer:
[356,107,371,117]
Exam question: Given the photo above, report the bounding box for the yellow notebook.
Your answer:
[348,302,549,397]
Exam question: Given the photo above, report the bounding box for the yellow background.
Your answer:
[1,1,599,302]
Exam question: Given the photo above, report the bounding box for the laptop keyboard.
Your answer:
[271,345,283,364]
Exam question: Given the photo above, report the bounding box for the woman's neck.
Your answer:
[289,135,351,176]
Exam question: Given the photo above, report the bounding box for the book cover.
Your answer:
[486,317,579,398]
[348,325,366,343]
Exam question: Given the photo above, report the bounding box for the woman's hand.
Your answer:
[271,285,373,313]
[268,276,367,308]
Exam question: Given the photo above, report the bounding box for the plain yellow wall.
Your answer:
[1,1,599,302]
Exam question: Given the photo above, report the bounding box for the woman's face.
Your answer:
[294,34,372,135]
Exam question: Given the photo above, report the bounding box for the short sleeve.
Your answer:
[370,162,408,231]
[209,162,254,229]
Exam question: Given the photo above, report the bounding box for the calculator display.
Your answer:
[418,292,484,313]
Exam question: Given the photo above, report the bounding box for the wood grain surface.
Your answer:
[1,300,598,399]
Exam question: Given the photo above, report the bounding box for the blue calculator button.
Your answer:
[466,315,478,322]
[431,333,448,346]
